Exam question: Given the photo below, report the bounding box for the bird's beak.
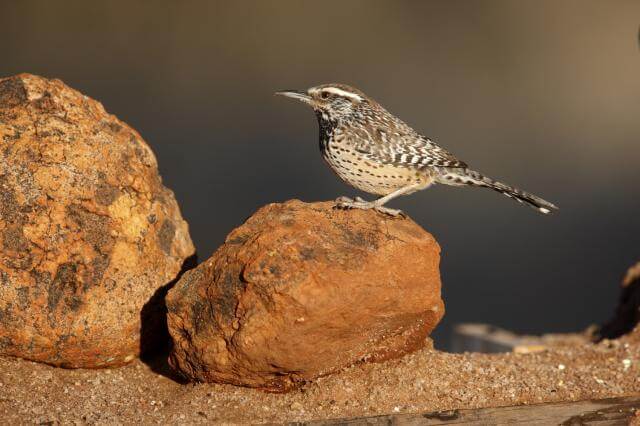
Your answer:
[275,90,312,105]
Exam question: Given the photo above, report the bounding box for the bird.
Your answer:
[276,84,557,217]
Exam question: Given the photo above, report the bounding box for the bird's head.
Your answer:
[276,84,369,123]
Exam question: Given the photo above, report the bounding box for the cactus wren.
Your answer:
[276,84,557,216]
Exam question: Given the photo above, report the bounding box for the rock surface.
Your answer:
[167,200,443,391]
[0,74,195,367]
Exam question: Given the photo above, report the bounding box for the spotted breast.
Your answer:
[320,124,433,196]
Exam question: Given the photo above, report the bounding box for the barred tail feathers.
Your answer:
[437,169,558,214]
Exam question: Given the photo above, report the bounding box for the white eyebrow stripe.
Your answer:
[322,87,363,101]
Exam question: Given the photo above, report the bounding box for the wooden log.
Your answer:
[451,323,524,353]
[450,323,590,354]
[298,396,640,425]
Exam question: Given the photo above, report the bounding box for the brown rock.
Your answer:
[167,200,443,391]
[623,261,640,288]
[598,260,640,341]
[0,74,195,367]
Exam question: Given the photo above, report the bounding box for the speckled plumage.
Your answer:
[277,83,557,216]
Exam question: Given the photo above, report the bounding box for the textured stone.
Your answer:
[0,74,195,367]
[167,200,443,392]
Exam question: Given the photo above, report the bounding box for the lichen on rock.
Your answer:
[0,74,195,368]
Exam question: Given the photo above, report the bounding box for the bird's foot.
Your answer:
[373,205,405,217]
[334,196,405,217]
[335,195,367,204]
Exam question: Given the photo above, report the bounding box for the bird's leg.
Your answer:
[335,196,354,203]
[335,197,377,212]
[336,197,403,216]
[371,183,424,216]
[335,195,367,203]
[373,183,422,206]
[373,205,404,217]
[335,183,423,217]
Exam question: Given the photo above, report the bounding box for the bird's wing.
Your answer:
[352,124,468,169]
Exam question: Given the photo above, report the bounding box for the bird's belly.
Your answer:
[322,145,429,196]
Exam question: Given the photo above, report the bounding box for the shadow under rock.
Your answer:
[139,253,198,383]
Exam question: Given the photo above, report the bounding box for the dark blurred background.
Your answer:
[1,1,639,349]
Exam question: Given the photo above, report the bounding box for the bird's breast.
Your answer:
[320,133,430,196]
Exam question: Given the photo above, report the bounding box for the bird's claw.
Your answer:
[335,196,353,203]
[334,195,367,204]
[334,197,405,217]
[374,205,406,217]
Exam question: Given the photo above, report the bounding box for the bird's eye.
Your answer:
[320,91,330,99]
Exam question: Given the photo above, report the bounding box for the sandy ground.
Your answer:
[1,331,639,425]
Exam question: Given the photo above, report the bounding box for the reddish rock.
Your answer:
[0,74,195,367]
[167,200,443,391]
